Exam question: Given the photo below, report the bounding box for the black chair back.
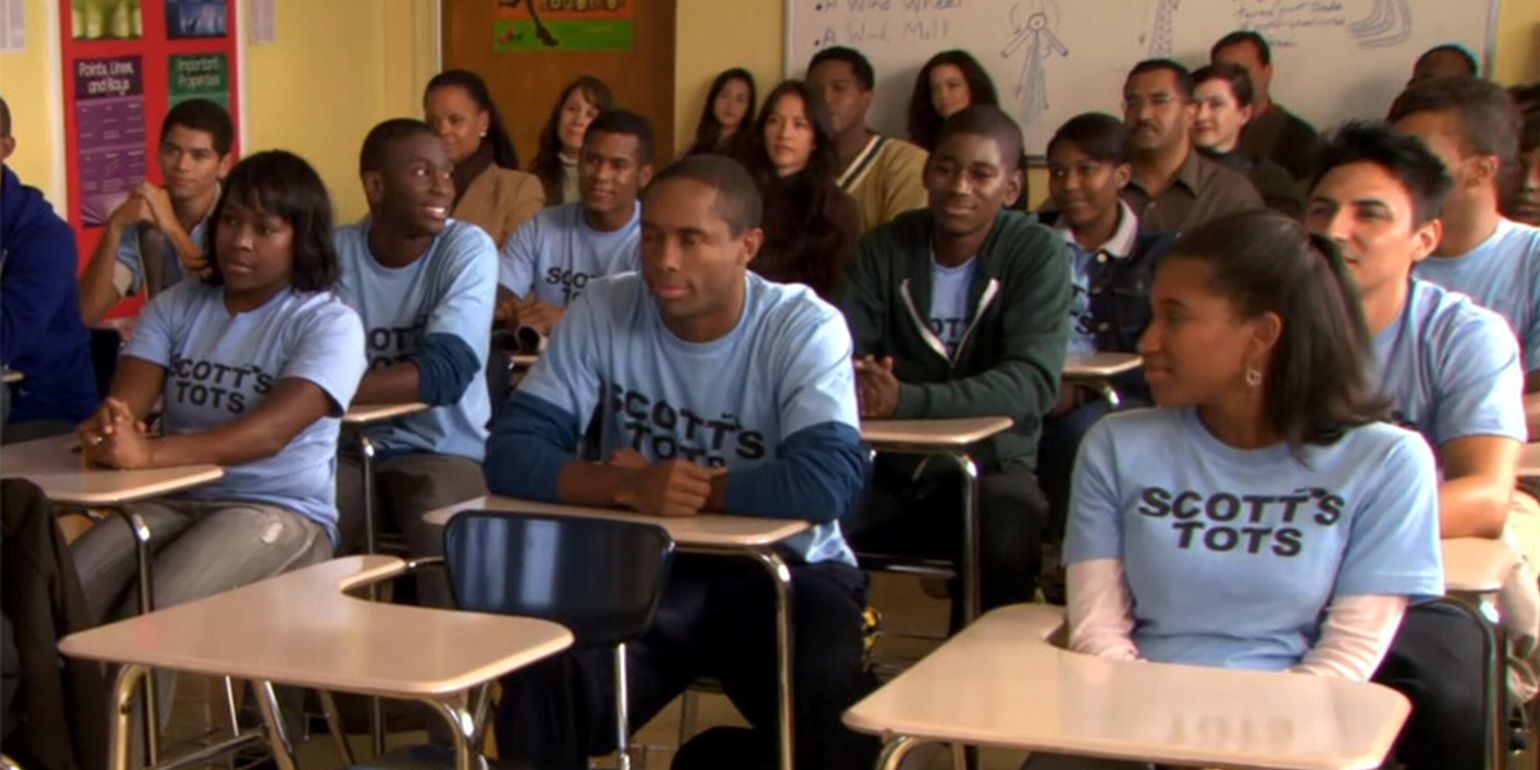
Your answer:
[443,511,674,648]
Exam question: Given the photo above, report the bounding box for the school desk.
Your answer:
[1440,536,1520,770]
[1062,351,1143,407]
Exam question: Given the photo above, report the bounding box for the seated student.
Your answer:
[841,105,1070,617]
[331,119,496,559]
[1307,121,1527,767]
[70,149,366,626]
[1029,210,1443,770]
[485,155,875,770]
[750,79,863,301]
[1,97,97,435]
[497,109,654,332]
[79,98,234,325]
[1190,63,1302,219]
[807,46,928,232]
[684,67,758,167]
[1409,43,1480,87]
[424,69,545,248]
[1210,30,1322,182]
[528,76,614,207]
[1120,59,1261,235]
[1034,113,1170,533]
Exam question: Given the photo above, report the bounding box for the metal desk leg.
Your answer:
[747,550,796,770]
[108,664,149,770]
[875,735,923,770]
[1443,594,1506,770]
[355,430,387,757]
[119,509,160,766]
[423,696,479,770]
[253,681,299,770]
[946,453,982,625]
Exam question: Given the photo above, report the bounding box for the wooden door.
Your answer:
[443,0,677,168]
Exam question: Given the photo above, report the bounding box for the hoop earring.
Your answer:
[1245,366,1263,388]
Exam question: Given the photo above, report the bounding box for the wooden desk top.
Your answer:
[1442,537,1517,594]
[1520,442,1540,478]
[59,556,573,699]
[860,416,1014,449]
[510,354,539,368]
[343,402,430,425]
[843,604,1408,770]
[1063,352,1143,379]
[2,369,21,384]
[423,495,810,549]
[1,434,224,507]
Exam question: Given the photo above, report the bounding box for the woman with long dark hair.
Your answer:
[686,68,759,167]
[424,69,545,247]
[750,80,862,300]
[907,50,999,153]
[529,76,614,206]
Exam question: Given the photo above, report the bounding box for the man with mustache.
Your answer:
[1119,59,1260,236]
[79,98,233,325]
[331,118,498,576]
[497,109,654,331]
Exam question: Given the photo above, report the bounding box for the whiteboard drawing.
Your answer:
[1001,0,1067,128]
[1349,0,1413,48]
[1140,0,1179,58]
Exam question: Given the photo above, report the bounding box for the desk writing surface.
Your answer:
[844,604,1408,770]
[59,556,573,699]
[422,495,810,548]
[1063,352,1143,378]
[343,402,430,425]
[1441,538,1517,594]
[860,417,1014,449]
[2,434,224,506]
[1519,443,1540,478]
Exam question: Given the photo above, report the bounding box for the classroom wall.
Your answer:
[671,0,1540,209]
[1,0,438,221]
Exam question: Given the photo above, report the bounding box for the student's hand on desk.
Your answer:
[517,301,566,334]
[78,398,152,469]
[612,452,728,518]
[854,355,900,419]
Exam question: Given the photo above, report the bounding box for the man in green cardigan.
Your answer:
[839,105,1072,622]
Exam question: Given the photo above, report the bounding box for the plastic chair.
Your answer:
[444,511,675,770]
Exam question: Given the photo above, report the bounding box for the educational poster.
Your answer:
[494,0,633,52]
[58,0,240,312]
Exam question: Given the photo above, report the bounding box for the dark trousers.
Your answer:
[850,457,1050,620]
[1372,600,1487,770]
[494,554,879,770]
[1038,400,1120,538]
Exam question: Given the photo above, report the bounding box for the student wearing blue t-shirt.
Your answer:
[1035,113,1171,540]
[70,150,367,626]
[1032,210,1443,770]
[78,99,234,326]
[1307,121,1526,768]
[841,105,1071,620]
[485,155,875,770]
[495,109,654,332]
[332,119,496,561]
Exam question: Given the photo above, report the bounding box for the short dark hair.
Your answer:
[647,155,762,235]
[425,68,521,169]
[1192,62,1255,108]
[358,118,440,176]
[1127,59,1194,100]
[1211,30,1272,66]
[1415,44,1479,77]
[934,105,1024,170]
[583,109,656,163]
[1313,121,1453,225]
[1388,75,1521,192]
[1046,112,1130,165]
[808,46,875,91]
[204,150,339,292]
[907,50,1000,151]
[1168,209,1387,447]
[162,98,233,156]
[531,76,616,203]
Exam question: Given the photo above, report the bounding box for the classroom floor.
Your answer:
[160,571,1033,770]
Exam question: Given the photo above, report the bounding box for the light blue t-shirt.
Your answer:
[333,218,497,461]
[1374,278,1526,449]
[114,216,209,297]
[1413,218,1540,372]
[498,201,641,306]
[121,280,367,543]
[519,272,860,564]
[1067,406,1443,671]
[928,257,976,355]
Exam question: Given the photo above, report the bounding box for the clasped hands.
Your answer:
[77,397,154,470]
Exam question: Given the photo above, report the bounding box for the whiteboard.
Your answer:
[785,0,1499,159]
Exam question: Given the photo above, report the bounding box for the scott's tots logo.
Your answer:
[169,356,274,414]
[1136,486,1345,556]
[367,324,425,369]
[545,267,592,304]
[608,383,765,466]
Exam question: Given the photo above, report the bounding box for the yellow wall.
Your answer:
[0,0,437,221]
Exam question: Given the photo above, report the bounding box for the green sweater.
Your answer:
[840,209,1071,469]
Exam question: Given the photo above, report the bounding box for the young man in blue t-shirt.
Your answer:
[333,119,497,560]
[78,98,234,325]
[485,155,875,770]
[1307,121,1529,768]
[496,109,654,332]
